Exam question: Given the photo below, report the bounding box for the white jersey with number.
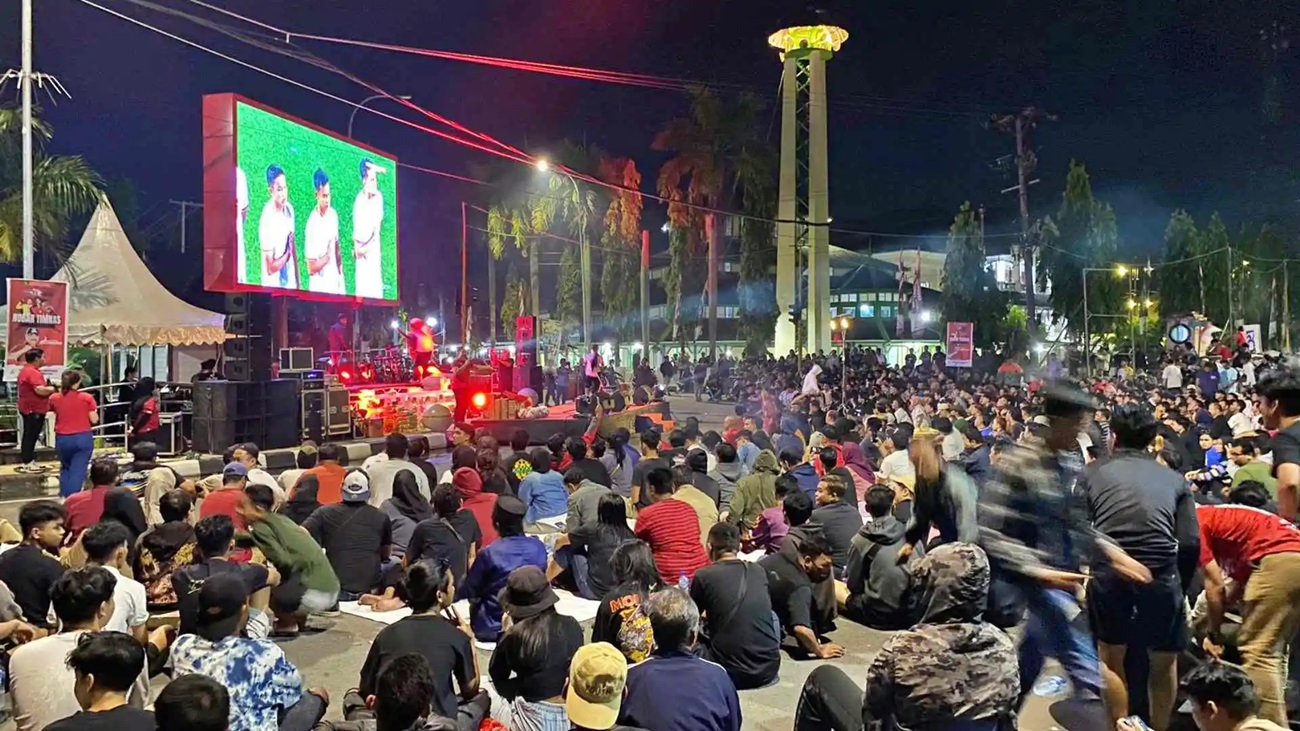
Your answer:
[304,206,342,294]
[258,200,295,289]
[352,190,384,298]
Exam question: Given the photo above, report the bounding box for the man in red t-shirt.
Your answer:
[634,465,708,584]
[1197,503,1300,724]
[15,349,53,472]
[200,463,253,538]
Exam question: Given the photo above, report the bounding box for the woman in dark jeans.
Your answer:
[488,566,583,727]
[48,370,99,497]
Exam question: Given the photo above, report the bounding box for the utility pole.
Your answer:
[20,0,32,279]
[460,202,469,346]
[706,213,719,360]
[1285,260,1292,352]
[169,201,202,254]
[640,230,650,360]
[991,107,1054,334]
[487,249,497,355]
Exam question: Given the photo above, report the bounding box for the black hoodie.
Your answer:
[844,514,911,628]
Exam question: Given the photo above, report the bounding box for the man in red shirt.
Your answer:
[634,466,708,585]
[200,463,251,532]
[64,459,118,542]
[1197,503,1300,724]
[300,442,346,505]
[15,349,53,473]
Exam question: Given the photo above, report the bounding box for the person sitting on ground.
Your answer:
[839,483,912,630]
[793,542,1018,731]
[153,675,230,731]
[170,574,330,731]
[780,447,820,498]
[232,443,285,508]
[201,462,254,533]
[759,530,842,659]
[750,473,798,554]
[709,442,744,511]
[634,467,709,584]
[81,521,149,643]
[364,434,431,508]
[136,489,197,611]
[565,642,648,731]
[452,465,499,546]
[564,466,611,534]
[45,631,155,730]
[726,449,780,529]
[1161,661,1288,731]
[381,470,432,564]
[358,560,484,722]
[619,587,742,731]
[689,523,781,690]
[567,437,613,488]
[518,448,569,527]
[281,474,322,525]
[301,442,347,505]
[276,442,317,497]
[11,567,148,731]
[406,436,440,487]
[630,429,669,509]
[119,441,194,525]
[237,485,339,636]
[172,514,276,640]
[592,540,661,664]
[550,491,634,600]
[489,565,585,727]
[812,474,864,575]
[325,653,490,731]
[303,471,393,602]
[686,449,721,507]
[0,499,67,629]
[65,459,118,542]
[503,429,534,493]
[406,484,482,589]
[456,496,547,641]
[672,463,720,548]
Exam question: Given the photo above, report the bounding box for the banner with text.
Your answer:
[5,279,69,381]
[946,321,974,368]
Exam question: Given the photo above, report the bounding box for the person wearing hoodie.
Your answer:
[564,466,610,533]
[687,449,722,507]
[780,447,820,499]
[709,443,745,511]
[838,484,911,630]
[726,450,780,528]
[518,449,569,526]
[451,466,499,547]
[792,543,1019,731]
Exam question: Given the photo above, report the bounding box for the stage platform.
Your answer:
[471,401,672,445]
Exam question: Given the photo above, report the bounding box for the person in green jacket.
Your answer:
[724,450,780,529]
[1229,436,1279,497]
[239,483,340,635]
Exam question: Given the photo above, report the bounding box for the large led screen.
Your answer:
[203,94,399,302]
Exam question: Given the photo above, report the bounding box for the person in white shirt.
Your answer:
[352,158,386,299]
[304,168,342,295]
[877,431,915,485]
[257,165,296,289]
[1242,357,1257,387]
[235,167,250,284]
[233,443,286,509]
[81,521,148,643]
[1162,359,1183,390]
[365,433,431,507]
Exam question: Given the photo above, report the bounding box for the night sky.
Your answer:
[3,0,1295,297]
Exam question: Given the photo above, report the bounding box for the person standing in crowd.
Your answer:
[457,496,547,641]
[1196,501,1300,724]
[690,523,781,690]
[302,471,392,602]
[358,560,482,721]
[634,467,709,585]
[792,543,1018,731]
[899,433,979,554]
[1079,403,1198,731]
[406,484,483,587]
[49,370,99,497]
[153,675,230,731]
[127,376,160,446]
[170,574,330,731]
[839,484,911,630]
[0,500,66,629]
[619,588,742,731]
[489,566,585,727]
[365,434,431,508]
[811,474,863,574]
[583,344,604,396]
[591,540,661,664]
[1258,366,1300,521]
[45,632,155,730]
[15,349,54,474]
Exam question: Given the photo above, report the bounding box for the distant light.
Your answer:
[1126,299,1137,309]
[633,341,644,351]
[535,158,550,173]
[661,223,670,233]
[725,348,734,357]
[390,319,399,329]
[920,310,932,323]
[601,342,612,352]
[1116,265,1129,277]
[1242,260,1251,267]
[1033,343,1046,354]
[826,216,834,223]
[1144,298,1155,308]
[507,345,516,353]
[428,316,438,327]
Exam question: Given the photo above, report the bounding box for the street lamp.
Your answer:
[347,94,412,139]
[536,157,592,348]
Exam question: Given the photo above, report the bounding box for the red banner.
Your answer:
[5,279,70,381]
[946,321,974,368]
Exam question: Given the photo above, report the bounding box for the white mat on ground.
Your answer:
[338,589,601,650]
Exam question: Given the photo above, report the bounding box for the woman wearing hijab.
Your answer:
[281,473,322,525]
[841,441,876,520]
[128,376,161,445]
[382,470,433,558]
[453,467,499,547]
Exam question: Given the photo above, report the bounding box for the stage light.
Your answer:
[1033,343,1046,354]
[339,367,353,382]
[471,392,488,410]
[535,158,550,173]
[358,363,375,383]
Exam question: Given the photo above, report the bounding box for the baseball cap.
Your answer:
[342,471,371,503]
[565,642,628,730]
[222,462,248,479]
[196,573,248,642]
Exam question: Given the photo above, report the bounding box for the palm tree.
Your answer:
[0,107,103,263]
[530,141,599,346]
[654,88,774,353]
[598,156,643,355]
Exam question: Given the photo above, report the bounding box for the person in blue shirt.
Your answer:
[456,496,547,641]
[779,448,820,498]
[517,449,568,525]
[619,587,742,731]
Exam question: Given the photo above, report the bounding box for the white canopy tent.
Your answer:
[2,199,227,347]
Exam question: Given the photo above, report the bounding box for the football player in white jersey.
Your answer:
[257,164,296,289]
[304,167,342,295]
[352,158,386,299]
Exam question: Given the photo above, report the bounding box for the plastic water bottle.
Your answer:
[677,572,690,591]
[1032,675,1068,697]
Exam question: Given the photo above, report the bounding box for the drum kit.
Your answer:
[320,346,420,386]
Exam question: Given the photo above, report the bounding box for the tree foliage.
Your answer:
[598,158,642,341]
[941,202,1010,344]
[555,246,581,343]
[1037,161,1121,336]
[499,259,526,342]
[1157,210,1202,317]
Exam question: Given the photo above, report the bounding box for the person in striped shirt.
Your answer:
[633,467,708,585]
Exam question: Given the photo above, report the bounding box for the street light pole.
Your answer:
[347,94,412,139]
[537,160,592,348]
[21,0,34,279]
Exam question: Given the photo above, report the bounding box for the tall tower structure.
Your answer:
[770,22,847,356]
